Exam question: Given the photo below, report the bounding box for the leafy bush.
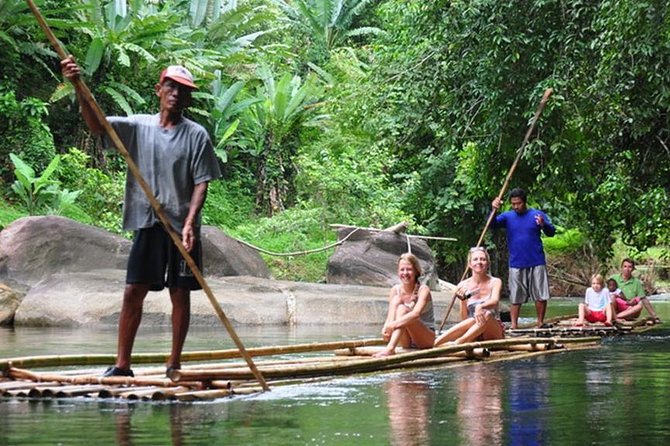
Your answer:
[543,228,587,256]
[0,91,56,183]
[9,152,89,221]
[57,148,125,233]
[296,141,415,230]
[10,153,61,215]
[202,177,256,231]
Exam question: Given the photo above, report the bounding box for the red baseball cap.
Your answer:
[159,65,197,89]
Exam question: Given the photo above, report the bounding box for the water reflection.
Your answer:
[456,365,503,446]
[169,405,185,446]
[508,362,549,446]
[2,321,670,445]
[114,410,132,446]
[110,404,207,446]
[384,377,431,446]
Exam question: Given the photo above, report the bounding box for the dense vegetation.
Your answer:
[1,0,669,289]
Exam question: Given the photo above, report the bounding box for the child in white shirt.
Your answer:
[576,274,613,326]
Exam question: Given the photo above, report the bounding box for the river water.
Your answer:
[1,299,669,445]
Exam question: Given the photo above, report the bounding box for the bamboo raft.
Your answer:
[506,314,662,338]
[1,336,600,402]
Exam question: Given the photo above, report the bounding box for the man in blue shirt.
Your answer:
[492,188,555,329]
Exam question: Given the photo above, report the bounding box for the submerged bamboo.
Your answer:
[53,385,108,398]
[6,366,202,389]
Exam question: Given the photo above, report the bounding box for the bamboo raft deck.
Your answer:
[506,315,662,337]
[1,336,600,402]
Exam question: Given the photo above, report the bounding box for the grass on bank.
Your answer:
[0,198,27,230]
[229,206,337,283]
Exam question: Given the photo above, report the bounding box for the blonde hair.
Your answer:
[591,273,604,285]
[468,246,491,264]
[398,253,422,280]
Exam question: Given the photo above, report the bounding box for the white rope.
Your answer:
[232,228,361,257]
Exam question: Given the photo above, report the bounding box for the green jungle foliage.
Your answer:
[9,152,90,221]
[361,0,670,279]
[57,148,125,233]
[0,198,27,230]
[0,91,56,183]
[1,0,669,284]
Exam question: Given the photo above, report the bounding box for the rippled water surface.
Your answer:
[1,301,669,445]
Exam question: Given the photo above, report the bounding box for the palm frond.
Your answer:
[102,85,134,116]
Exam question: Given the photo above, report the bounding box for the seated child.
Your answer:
[576,274,613,326]
[607,278,641,313]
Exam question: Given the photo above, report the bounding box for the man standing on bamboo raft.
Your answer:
[492,188,555,329]
[61,57,222,377]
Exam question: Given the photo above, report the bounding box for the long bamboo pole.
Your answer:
[24,0,268,391]
[7,366,202,388]
[438,88,554,332]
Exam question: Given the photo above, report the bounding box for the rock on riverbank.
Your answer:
[0,216,455,327]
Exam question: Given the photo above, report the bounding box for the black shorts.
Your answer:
[126,224,202,291]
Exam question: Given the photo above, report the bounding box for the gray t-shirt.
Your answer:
[106,114,222,232]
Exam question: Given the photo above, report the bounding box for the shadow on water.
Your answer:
[2,304,670,445]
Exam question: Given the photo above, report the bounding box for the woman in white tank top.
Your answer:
[434,247,505,345]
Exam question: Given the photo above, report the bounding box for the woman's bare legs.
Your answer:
[452,312,503,344]
[434,319,476,346]
[375,305,435,357]
[435,313,503,346]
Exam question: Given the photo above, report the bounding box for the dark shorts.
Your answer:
[126,224,202,291]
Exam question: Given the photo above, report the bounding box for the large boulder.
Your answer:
[0,216,131,290]
[201,226,271,278]
[0,216,271,325]
[0,282,21,326]
[326,227,439,289]
[14,273,456,327]
[0,217,271,291]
